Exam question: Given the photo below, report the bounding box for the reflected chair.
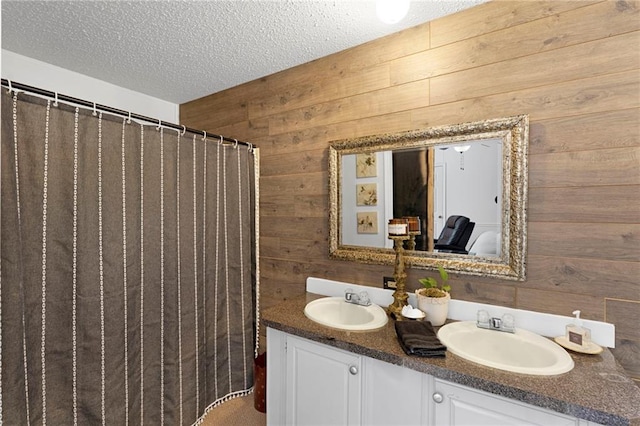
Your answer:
[434,215,475,254]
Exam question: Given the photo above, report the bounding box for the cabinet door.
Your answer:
[433,379,579,426]
[362,357,426,426]
[285,335,362,425]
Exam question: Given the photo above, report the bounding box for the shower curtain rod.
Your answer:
[1,78,256,149]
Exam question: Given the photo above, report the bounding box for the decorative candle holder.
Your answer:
[387,234,410,320]
[388,218,409,236]
[403,216,421,251]
[403,216,421,233]
[407,231,420,251]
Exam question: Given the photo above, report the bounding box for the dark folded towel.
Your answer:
[395,320,447,357]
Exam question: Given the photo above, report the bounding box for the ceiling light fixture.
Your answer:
[376,0,410,24]
[453,145,471,170]
[453,145,471,153]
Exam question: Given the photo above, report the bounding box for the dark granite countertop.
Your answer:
[262,293,640,426]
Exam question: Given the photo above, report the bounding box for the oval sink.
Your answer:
[437,321,574,376]
[304,297,388,331]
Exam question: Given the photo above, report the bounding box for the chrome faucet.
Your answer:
[476,309,515,333]
[344,288,371,306]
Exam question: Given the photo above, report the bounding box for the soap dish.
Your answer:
[554,336,603,355]
[401,305,426,320]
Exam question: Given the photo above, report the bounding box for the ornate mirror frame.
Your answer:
[328,115,529,280]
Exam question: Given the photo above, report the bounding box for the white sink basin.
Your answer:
[304,297,388,331]
[437,321,574,376]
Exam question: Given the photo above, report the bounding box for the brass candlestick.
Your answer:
[403,217,421,252]
[407,231,420,251]
[387,234,410,320]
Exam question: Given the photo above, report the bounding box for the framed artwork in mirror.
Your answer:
[356,212,378,234]
[356,183,378,206]
[356,153,377,177]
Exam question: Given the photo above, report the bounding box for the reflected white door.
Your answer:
[434,163,446,238]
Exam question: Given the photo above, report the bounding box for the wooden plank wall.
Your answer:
[181,1,640,380]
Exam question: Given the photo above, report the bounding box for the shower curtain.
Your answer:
[1,89,259,425]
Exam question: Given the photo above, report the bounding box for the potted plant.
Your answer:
[415,266,451,326]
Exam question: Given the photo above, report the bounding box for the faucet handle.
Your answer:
[344,288,355,302]
[359,291,370,306]
[502,313,515,330]
[477,309,490,325]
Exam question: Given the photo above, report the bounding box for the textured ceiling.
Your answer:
[2,1,487,104]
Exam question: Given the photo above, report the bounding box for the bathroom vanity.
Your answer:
[263,293,640,426]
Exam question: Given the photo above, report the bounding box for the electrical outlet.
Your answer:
[383,276,397,290]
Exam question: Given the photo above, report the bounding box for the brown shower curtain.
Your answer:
[1,90,258,425]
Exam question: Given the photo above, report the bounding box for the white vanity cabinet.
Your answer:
[362,356,425,425]
[267,328,424,425]
[267,328,603,426]
[268,328,359,425]
[285,333,362,425]
[431,379,597,426]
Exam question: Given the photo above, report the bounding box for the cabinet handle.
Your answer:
[349,365,358,375]
[432,392,444,403]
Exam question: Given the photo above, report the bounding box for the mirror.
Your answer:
[328,115,529,280]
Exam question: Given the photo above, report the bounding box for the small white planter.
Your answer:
[415,290,450,326]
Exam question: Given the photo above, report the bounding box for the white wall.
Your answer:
[341,151,393,249]
[1,50,179,123]
[435,139,502,246]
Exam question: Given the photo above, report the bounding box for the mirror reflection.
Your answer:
[328,115,529,280]
[341,139,502,256]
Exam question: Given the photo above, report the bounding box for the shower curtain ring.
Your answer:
[233,139,238,149]
[127,111,132,124]
[92,102,98,116]
[181,125,186,136]
[6,79,12,94]
[219,135,224,145]
[202,131,207,141]
[54,92,59,107]
[247,143,253,152]
[156,119,162,131]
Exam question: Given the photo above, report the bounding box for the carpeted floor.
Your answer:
[199,394,266,426]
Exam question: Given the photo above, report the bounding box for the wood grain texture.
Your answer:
[257,23,429,96]
[430,31,640,105]
[606,299,640,341]
[267,79,429,135]
[529,147,640,188]
[524,256,640,301]
[527,222,640,262]
[516,287,605,320]
[394,1,639,86]
[429,1,602,48]
[255,111,412,155]
[410,70,640,128]
[248,64,390,119]
[529,109,640,154]
[528,186,640,223]
[260,148,326,177]
[181,0,640,378]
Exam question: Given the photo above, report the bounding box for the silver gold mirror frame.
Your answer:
[328,115,529,280]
